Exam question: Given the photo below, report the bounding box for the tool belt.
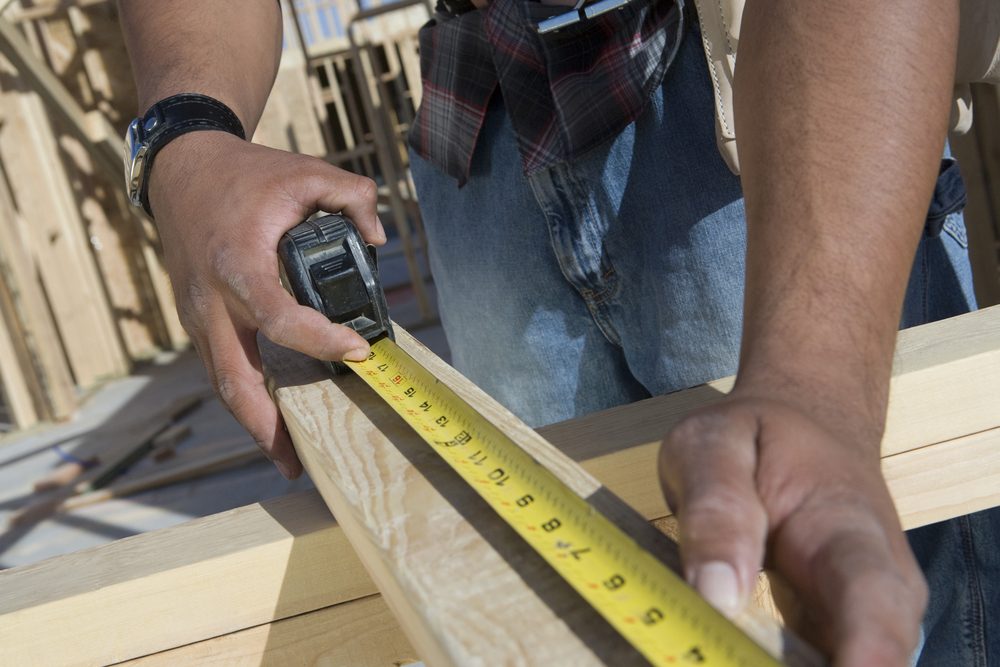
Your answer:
[695,0,1000,174]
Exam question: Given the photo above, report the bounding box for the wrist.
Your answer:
[147,131,246,227]
[734,299,903,447]
[125,94,246,218]
[732,361,890,452]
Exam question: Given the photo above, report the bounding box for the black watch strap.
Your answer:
[136,94,246,217]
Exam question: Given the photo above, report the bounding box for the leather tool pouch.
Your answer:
[695,0,1000,175]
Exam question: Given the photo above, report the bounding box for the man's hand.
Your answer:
[148,131,384,478]
[660,390,927,665]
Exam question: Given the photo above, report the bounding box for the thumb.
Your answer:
[243,273,371,362]
[659,409,769,618]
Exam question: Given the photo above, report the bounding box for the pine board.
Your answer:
[119,595,420,667]
[884,425,1000,529]
[0,307,996,665]
[261,330,820,667]
[545,306,1000,520]
[0,489,377,667]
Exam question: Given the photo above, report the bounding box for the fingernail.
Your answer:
[343,347,369,362]
[375,216,386,243]
[694,562,742,618]
[274,459,293,480]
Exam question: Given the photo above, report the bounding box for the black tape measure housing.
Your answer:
[278,214,394,373]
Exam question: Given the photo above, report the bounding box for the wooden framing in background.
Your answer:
[0,0,994,648]
[0,0,993,435]
[0,172,77,425]
[3,9,190,357]
[0,49,130,388]
[0,7,192,427]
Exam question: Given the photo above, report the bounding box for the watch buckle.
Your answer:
[124,118,148,207]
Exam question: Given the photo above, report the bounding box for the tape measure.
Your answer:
[279,215,791,667]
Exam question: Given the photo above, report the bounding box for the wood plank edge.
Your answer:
[116,593,421,667]
[0,489,378,666]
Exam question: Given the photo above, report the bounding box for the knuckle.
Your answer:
[207,242,238,282]
[684,486,758,526]
[210,249,255,305]
[669,411,730,445]
[183,280,213,316]
[352,175,378,204]
[288,158,332,188]
[174,281,213,336]
[214,368,252,416]
[257,309,292,344]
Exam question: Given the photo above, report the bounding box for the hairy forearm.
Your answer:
[117,0,282,132]
[733,0,960,444]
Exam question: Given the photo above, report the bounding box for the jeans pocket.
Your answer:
[925,158,968,239]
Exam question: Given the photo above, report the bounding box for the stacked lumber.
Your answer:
[259,309,1000,666]
[0,306,995,666]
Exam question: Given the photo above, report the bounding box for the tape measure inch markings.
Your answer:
[349,336,786,667]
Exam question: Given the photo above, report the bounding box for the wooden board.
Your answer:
[119,594,420,667]
[544,305,1000,521]
[0,278,38,427]
[0,11,188,383]
[0,16,121,183]
[0,423,995,665]
[0,489,378,667]
[883,306,1000,454]
[262,330,820,667]
[883,425,1000,530]
[0,113,77,422]
[1,307,997,665]
[254,45,327,158]
[60,438,263,511]
[21,9,187,359]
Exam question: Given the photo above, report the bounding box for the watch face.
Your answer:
[124,119,147,207]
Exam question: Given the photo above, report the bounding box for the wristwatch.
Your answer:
[123,93,245,218]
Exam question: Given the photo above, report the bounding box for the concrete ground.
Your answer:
[0,239,448,570]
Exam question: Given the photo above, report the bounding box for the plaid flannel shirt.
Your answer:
[407,0,685,186]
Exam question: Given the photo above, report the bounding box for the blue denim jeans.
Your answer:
[410,25,998,666]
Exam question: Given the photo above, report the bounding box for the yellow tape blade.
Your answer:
[351,337,785,667]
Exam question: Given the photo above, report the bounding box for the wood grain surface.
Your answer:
[0,489,376,667]
[262,328,822,667]
[119,594,420,667]
[2,307,995,666]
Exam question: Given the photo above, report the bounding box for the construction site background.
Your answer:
[0,0,995,432]
[0,0,443,431]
